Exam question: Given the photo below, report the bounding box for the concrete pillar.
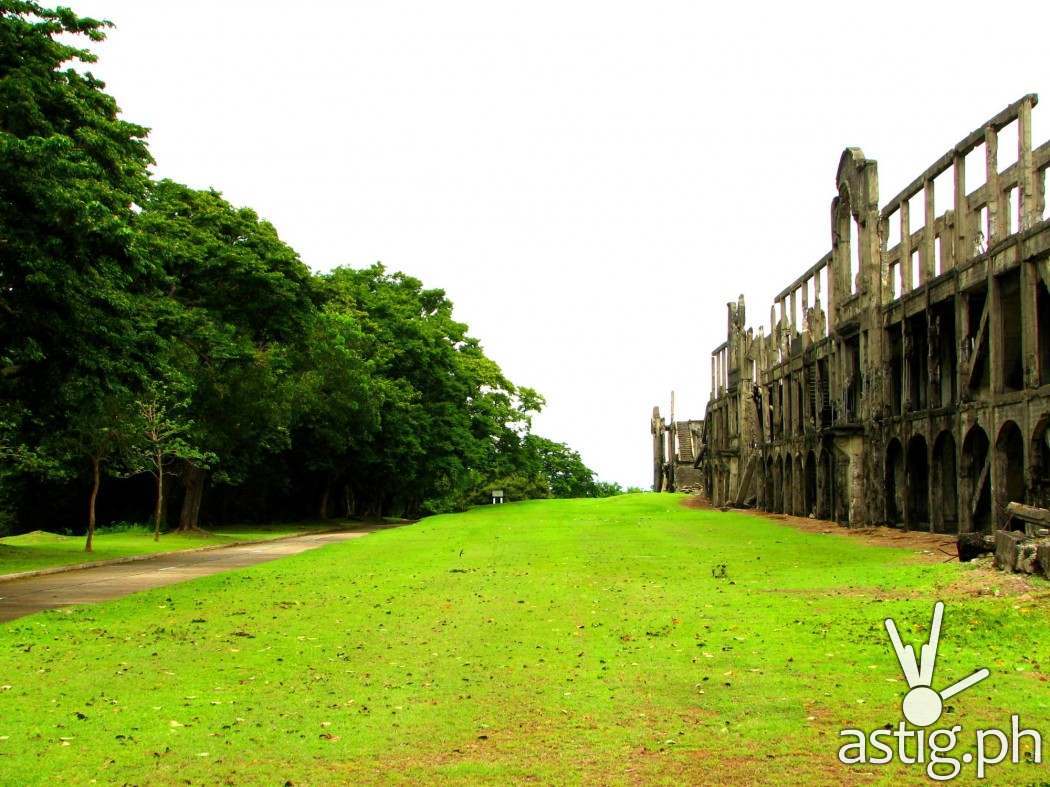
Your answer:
[1019,97,1036,229]
[986,127,1001,244]
[986,128,1003,394]
[923,180,936,281]
[901,198,912,293]
[954,152,969,262]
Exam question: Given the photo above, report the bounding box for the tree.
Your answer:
[132,180,316,530]
[0,0,152,431]
[471,434,619,503]
[524,435,599,498]
[592,480,625,498]
[0,2,580,536]
[67,392,132,551]
[288,307,380,519]
[123,385,207,540]
[316,265,542,517]
[0,2,158,536]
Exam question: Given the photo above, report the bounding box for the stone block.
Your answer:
[1038,543,1050,580]
[994,529,1025,572]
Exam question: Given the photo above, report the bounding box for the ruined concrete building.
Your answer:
[699,94,1050,534]
[651,402,703,493]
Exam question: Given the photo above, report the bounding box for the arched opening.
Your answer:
[783,455,794,516]
[804,450,817,517]
[885,438,904,525]
[835,187,861,297]
[1030,416,1050,508]
[849,216,861,294]
[962,425,991,532]
[931,431,958,534]
[906,435,929,528]
[995,421,1025,526]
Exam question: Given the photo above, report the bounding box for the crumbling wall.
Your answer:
[699,94,1050,533]
[650,406,704,493]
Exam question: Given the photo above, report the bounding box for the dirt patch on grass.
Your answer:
[623,746,864,787]
[940,560,1050,600]
[680,495,956,563]
[762,565,1050,604]
[683,495,1050,602]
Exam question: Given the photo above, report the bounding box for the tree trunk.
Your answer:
[178,463,206,531]
[319,477,332,520]
[153,454,164,542]
[85,455,100,552]
[343,485,354,518]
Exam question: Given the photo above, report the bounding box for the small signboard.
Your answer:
[491,489,505,505]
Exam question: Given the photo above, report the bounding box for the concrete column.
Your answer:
[901,199,912,293]
[954,152,969,262]
[1022,254,1039,389]
[814,267,824,338]
[1020,101,1039,387]
[985,128,1003,393]
[878,216,892,305]
[826,252,836,325]
[1019,97,1036,229]
[772,378,780,441]
[923,180,936,281]
[985,127,1001,244]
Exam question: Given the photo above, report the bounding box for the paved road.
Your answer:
[0,530,376,623]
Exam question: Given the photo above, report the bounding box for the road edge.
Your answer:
[0,526,351,585]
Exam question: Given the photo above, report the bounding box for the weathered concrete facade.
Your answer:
[700,95,1050,533]
[651,405,703,492]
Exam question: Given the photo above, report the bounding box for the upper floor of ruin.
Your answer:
[708,94,1050,414]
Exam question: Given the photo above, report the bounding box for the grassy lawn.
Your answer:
[0,494,1046,784]
[0,522,335,576]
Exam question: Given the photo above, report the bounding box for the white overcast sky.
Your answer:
[71,1,1050,488]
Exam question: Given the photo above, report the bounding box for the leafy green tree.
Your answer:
[474,473,550,504]
[0,2,160,537]
[132,180,316,529]
[0,2,583,534]
[472,434,625,503]
[0,0,152,435]
[317,265,540,517]
[123,384,208,540]
[57,389,133,551]
[288,307,380,518]
[592,480,625,498]
[523,435,598,498]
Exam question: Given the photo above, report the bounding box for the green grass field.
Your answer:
[0,494,1046,784]
[0,522,334,576]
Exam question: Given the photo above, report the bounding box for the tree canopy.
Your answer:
[0,1,620,542]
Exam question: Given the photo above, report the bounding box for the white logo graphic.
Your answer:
[884,601,990,727]
[839,601,1042,780]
